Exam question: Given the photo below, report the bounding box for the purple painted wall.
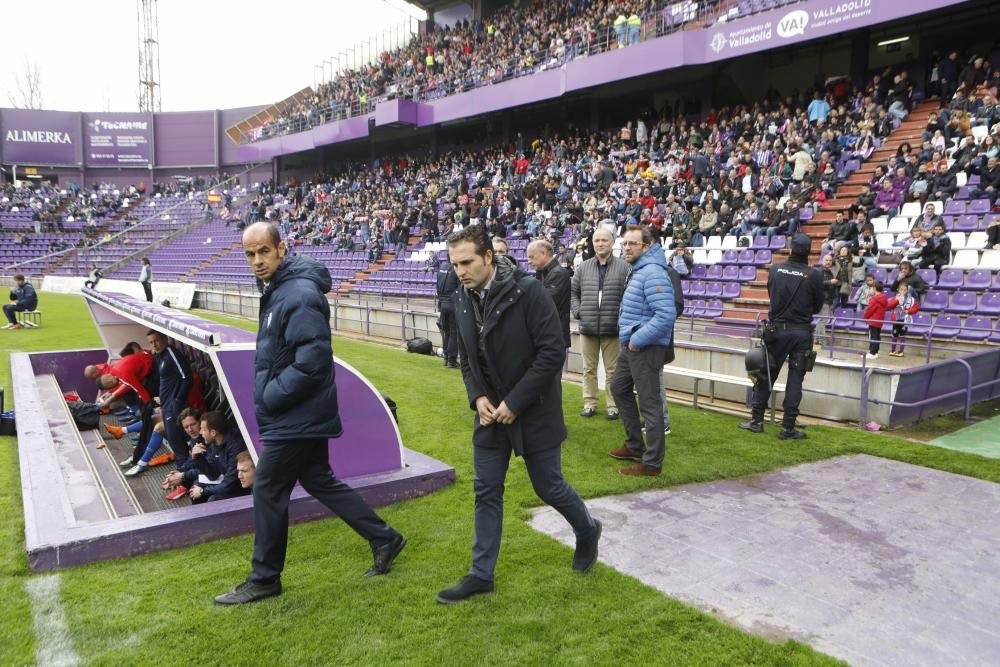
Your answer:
[154,111,216,167]
[434,3,473,29]
[375,99,419,127]
[28,349,108,396]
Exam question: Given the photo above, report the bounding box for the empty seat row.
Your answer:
[692,248,772,266]
[829,309,1000,342]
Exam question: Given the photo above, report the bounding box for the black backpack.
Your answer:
[406,337,434,355]
[68,400,102,431]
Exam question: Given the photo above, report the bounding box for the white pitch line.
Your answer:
[24,574,81,667]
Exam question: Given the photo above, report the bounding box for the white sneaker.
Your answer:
[866,353,879,360]
[2,324,15,330]
[119,455,137,468]
[124,463,148,477]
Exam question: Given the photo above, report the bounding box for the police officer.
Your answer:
[739,233,823,440]
[437,258,461,368]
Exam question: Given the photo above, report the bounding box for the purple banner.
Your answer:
[83,112,152,167]
[154,111,215,167]
[0,109,81,166]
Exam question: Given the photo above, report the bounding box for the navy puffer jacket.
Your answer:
[254,254,342,441]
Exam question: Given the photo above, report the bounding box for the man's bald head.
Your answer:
[99,374,119,390]
[84,365,100,380]
[592,227,615,260]
[526,240,553,270]
[243,222,286,282]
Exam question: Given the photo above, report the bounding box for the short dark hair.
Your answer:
[119,342,142,357]
[200,410,228,433]
[146,329,166,341]
[13,274,24,282]
[624,224,653,246]
[447,224,493,259]
[178,407,202,424]
[142,257,150,265]
[873,280,884,291]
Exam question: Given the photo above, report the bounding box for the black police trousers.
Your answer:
[750,328,812,429]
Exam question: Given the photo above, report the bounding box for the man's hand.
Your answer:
[493,401,518,425]
[191,443,207,458]
[628,342,641,352]
[188,486,204,500]
[475,395,497,426]
[162,471,183,489]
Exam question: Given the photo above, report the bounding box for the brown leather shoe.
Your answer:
[608,446,641,461]
[620,463,661,477]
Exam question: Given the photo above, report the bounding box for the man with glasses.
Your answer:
[608,225,677,476]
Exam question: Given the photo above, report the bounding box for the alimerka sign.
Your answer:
[0,108,81,165]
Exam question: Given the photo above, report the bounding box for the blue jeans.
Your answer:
[615,25,626,47]
[471,442,595,582]
[628,25,640,45]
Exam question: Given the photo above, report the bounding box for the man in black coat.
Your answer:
[527,239,572,347]
[436,225,600,605]
[215,222,405,605]
[3,274,37,329]
[436,259,461,368]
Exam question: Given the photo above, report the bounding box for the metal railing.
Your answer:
[245,0,807,144]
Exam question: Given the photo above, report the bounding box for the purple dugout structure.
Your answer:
[15,289,453,571]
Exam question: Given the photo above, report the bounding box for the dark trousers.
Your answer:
[471,442,594,582]
[609,344,668,468]
[988,225,1000,248]
[142,281,153,302]
[250,437,397,584]
[161,409,190,467]
[750,329,812,430]
[868,326,882,354]
[3,304,25,324]
[439,307,458,361]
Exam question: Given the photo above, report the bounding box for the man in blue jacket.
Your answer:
[185,410,249,503]
[3,274,37,329]
[215,222,405,605]
[608,225,677,477]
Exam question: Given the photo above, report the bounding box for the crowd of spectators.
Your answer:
[255,0,694,141]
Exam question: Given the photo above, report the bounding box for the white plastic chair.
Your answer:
[888,217,911,234]
[692,248,708,264]
[705,236,723,250]
[950,249,980,270]
[966,232,988,250]
[980,250,1000,270]
[721,235,738,250]
[899,202,921,218]
[706,249,723,265]
[870,217,889,234]
[947,232,967,250]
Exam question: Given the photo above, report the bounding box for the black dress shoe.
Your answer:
[573,519,602,572]
[738,420,764,433]
[214,578,282,605]
[364,533,407,576]
[436,575,495,604]
[778,428,807,440]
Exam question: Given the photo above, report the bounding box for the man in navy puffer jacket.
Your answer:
[215,222,405,605]
[608,224,676,477]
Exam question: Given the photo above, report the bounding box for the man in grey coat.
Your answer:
[571,228,630,419]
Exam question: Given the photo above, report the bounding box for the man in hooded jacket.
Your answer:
[436,225,600,605]
[215,222,405,605]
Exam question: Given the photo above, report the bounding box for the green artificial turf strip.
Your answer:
[5,295,1000,665]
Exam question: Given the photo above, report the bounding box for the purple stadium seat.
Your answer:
[689,299,706,317]
[983,213,1000,230]
[738,265,757,282]
[799,207,813,221]
[691,265,708,280]
[849,314,869,332]
[722,265,740,281]
[831,307,854,330]
[737,249,755,265]
[869,267,887,283]
[752,236,769,249]
[991,319,1000,343]
[704,300,724,318]
[993,273,1000,291]
[722,282,741,299]
[932,315,961,338]
[936,269,964,290]
[681,280,692,296]
[957,316,992,341]
[941,215,956,231]
[944,199,966,215]
[916,268,938,287]
[968,174,981,185]
[907,313,933,337]
[947,291,977,313]
[689,281,706,297]
[754,249,772,265]
[979,292,1000,314]
[706,264,724,281]
[969,199,992,214]
[705,281,724,299]
[964,269,992,291]
[955,215,979,232]
[846,159,861,171]
[921,290,948,312]
[888,268,900,285]
[769,235,786,249]
[847,285,860,306]
[955,185,973,200]
[722,250,740,265]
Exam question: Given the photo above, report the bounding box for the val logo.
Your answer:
[777,10,808,38]
[710,32,727,54]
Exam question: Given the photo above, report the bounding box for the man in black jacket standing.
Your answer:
[571,228,629,419]
[436,259,461,368]
[437,225,600,604]
[527,239,571,347]
[215,222,405,605]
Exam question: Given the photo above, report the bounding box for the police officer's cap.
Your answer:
[790,233,812,256]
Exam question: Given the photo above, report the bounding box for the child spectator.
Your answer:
[855,274,877,313]
[887,284,919,358]
[863,281,889,360]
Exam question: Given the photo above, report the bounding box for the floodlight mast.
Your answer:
[137,0,162,112]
